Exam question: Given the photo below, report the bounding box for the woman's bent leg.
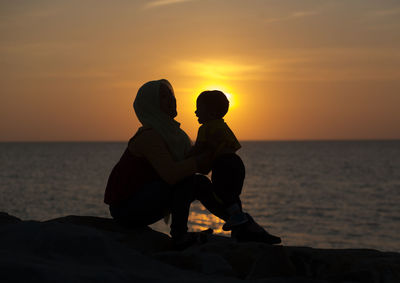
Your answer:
[169,176,197,238]
[109,181,170,228]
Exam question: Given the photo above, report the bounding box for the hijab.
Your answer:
[133,79,192,161]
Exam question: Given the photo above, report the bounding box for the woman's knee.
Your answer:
[192,174,213,199]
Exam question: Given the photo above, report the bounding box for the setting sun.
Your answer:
[189,84,237,109]
[1,1,399,141]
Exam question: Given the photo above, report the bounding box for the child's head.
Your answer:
[195,90,229,124]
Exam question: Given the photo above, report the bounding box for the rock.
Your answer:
[46,215,172,253]
[0,212,399,283]
[154,250,235,277]
[287,247,400,282]
[0,216,228,283]
[0,212,21,224]
[246,245,297,279]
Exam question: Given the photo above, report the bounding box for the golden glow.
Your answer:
[191,83,237,109]
[1,1,399,141]
[178,60,260,81]
[189,211,230,235]
[177,60,257,114]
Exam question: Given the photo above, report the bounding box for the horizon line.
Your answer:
[1,139,399,143]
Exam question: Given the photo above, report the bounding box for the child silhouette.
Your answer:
[189,90,281,244]
[189,90,249,231]
[188,90,281,244]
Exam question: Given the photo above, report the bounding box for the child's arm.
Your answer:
[208,126,240,155]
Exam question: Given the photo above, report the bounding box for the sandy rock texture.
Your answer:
[0,212,399,283]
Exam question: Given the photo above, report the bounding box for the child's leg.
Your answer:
[194,174,230,221]
[211,153,245,209]
[211,153,248,230]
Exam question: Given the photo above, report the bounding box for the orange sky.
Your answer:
[1,0,399,141]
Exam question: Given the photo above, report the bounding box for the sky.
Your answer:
[1,0,399,141]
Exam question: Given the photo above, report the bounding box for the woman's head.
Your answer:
[159,81,177,118]
[133,79,177,126]
[133,79,191,161]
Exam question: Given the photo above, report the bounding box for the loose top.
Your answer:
[196,119,241,157]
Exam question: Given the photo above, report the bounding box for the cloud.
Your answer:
[264,10,319,24]
[262,47,400,82]
[362,7,400,31]
[370,8,400,17]
[144,0,198,9]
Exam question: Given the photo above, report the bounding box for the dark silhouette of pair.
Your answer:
[105,79,281,249]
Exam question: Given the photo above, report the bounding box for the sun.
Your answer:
[192,84,236,109]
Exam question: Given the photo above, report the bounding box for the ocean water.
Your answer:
[0,141,399,252]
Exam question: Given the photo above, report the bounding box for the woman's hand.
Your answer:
[194,149,214,174]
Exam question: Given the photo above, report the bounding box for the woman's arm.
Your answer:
[129,129,198,185]
[185,141,209,158]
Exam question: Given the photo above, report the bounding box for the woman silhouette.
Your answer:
[104,79,280,249]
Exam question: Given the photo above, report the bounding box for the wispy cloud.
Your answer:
[370,8,400,17]
[361,7,400,31]
[263,47,400,82]
[144,0,198,9]
[264,10,319,24]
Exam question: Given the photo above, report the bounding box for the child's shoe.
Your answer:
[222,212,249,231]
[231,213,281,245]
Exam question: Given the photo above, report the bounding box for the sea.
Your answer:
[0,141,399,252]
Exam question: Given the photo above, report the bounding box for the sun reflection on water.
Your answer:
[188,208,230,236]
[150,202,230,236]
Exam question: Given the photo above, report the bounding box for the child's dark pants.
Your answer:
[211,153,245,209]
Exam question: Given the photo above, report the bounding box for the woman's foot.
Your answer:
[172,229,212,250]
[231,213,281,245]
[172,232,199,250]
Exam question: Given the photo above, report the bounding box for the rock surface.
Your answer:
[0,212,399,282]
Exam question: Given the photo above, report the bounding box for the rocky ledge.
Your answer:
[0,212,399,283]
